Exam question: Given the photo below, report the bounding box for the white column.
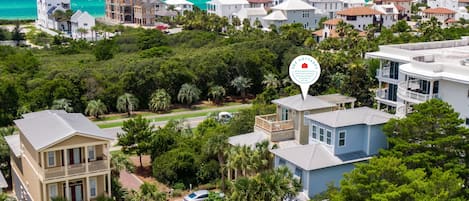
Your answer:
[64,149,68,176]
[429,80,434,98]
[42,182,47,201]
[85,146,89,173]
[107,173,112,196]
[86,176,90,201]
[65,180,70,200]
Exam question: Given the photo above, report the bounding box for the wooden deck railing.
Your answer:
[255,114,294,132]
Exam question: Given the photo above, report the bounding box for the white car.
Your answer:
[183,190,210,201]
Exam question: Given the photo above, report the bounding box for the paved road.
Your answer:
[104,116,206,150]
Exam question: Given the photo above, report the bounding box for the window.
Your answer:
[281,108,289,120]
[319,128,324,141]
[339,131,346,146]
[326,130,332,145]
[47,151,55,167]
[84,23,88,26]
[294,167,303,181]
[312,125,317,139]
[88,146,96,161]
[49,184,58,199]
[465,118,469,126]
[279,158,286,166]
[390,61,399,79]
[90,177,97,198]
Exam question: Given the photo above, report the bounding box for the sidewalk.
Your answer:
[95,104,252,125]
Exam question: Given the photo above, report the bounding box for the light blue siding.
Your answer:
[368,125,388,155]
[334,125,366,155]
[307,163,356,197]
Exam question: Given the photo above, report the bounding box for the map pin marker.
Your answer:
[289,55,321,101]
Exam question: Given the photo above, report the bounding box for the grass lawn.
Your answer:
[98,107,244,129]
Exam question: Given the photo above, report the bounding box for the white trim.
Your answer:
[47,151,56,167]
[89,177,97,198]
[338,130,346,147]
[48,183,58,200]
[38,132,113,152]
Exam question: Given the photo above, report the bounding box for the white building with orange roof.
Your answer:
[377,0,412,19]
[372,4,398,28]
[460,0,469,7]
[336,6,383,30]
[263,0,324,30]
[428,0,458,11]
[422,7,456,24]
[312,17,367,42]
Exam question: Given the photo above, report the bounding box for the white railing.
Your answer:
[376,66,391,78]
[397,81,437,103]
[88,160,108,172]
[375,88,388,99]
[44,159,109,180]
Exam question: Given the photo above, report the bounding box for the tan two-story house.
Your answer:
[5,110,113,201]
[229,94,356,147]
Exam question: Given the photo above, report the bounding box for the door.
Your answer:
[69,148,81,165]
[65,183,83,201]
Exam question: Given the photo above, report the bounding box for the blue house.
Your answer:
[271,107,394,199]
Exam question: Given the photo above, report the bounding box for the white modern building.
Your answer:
[336,6,382,30]
[372,4,398,28]
[263,0,324,30]
[164,0,194,13]
[71,10,96,40]
[342,0,367,8]
[428,0,459,10]
[376,0,412,19]
[206,0,250,20]
[366,38,469,124]
[308,0,344,18]
[37,0,71,31]
[460,0,469,7]
[234,7,268,27]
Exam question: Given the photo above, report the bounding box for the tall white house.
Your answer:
[263,0,324,30]
[70,10,96,40]
[308,0,344,18]
[372,4,398,28]
[428,0,458,10]
[336,6,382,30]
[366,38,469,124]
[37,0,71,31]
[422,7,456,24]
[206,0,250,20]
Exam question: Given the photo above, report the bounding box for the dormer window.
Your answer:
[326,130,332,145]
[312,125,317,139]
[319,128,325,142]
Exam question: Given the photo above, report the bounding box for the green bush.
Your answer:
[173,182,185,190]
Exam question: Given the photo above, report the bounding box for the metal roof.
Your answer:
[271,143,370,170]
[305,107,395,127]
[14,110,113,151]
[271,94,336,111]
[4,134,21,157]
[228,131,269,148]
[271,0,315,10]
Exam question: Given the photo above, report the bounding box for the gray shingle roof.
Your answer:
[305,107,395,127]
[0,171,7,188]
[4,134,21,157]
[271,94,336,111]
[271,143,371,170]
[14,110,113,151]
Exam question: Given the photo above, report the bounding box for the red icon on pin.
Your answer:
[302,63,308,69]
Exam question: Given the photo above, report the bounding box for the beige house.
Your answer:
[5,110,113,201]
[229,94,356,147]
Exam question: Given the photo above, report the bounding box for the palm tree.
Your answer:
[208,86,226,105]
[232,16,241,27]
[303,36,317,49]
[116,93,139,117]
[110,152,135,176]
[262,73,281,89]
[336,20,352,39]
[85,99,107,119]
[11,20,24,46]
[149,89,171,112]
[51,98,73,112]
[205,134,228,191]
[77,28,88,39]
[177,83,201,108]
[231,76,252,102]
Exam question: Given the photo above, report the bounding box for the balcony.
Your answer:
[44,159,109,180]
[397,81,438,103]
[255,114,294,142]
[375,88,397,106]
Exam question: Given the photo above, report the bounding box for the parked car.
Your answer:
[217,112,233,123]
[183,190,224,201]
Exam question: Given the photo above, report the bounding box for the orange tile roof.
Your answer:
[337,7,382,16]
[446,18,457,23]
[423,7,456,14]
[458,0,469,3]
[312,29,323,36]
[323,18,342,25]
[395,4,405,11]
